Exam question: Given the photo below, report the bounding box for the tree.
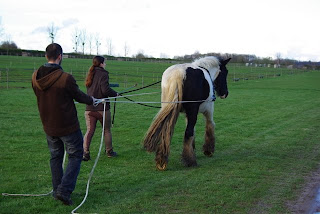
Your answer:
[124,42,130,58]
[72,28,80,53]
[1,38,18,55]
[0,22,4,41]
[0,41,18,49]
[160,53,169,59]
[79,29,87,55]
[192,51,201,59]
[106,38,113,56]
[135,50,146,59]
[94,33,101,55]
[88,33,93,55]
[47,23,58,43]
[275,52,281,67]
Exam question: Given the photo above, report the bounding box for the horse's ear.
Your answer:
[223,58,232,65]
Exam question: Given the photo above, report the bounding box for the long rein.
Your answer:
[117,80,162,107]
[104,80,215,126]
[112,81,162,126]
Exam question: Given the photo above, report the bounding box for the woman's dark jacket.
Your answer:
[86,67,117,111]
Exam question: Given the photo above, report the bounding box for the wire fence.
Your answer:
[0,63,312,90]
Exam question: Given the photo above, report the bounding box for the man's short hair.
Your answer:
[46,43,63,61]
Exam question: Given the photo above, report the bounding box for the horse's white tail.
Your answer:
[143,66,184,155]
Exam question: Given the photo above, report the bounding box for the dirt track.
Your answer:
[287,166,320,214]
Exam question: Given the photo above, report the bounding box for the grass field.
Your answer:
[0,56,320,213]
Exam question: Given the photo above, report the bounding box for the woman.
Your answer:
[83,56,118,161]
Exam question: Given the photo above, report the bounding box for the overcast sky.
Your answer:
[0,0,319,61]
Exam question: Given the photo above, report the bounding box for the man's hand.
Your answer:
[92,96,101,107]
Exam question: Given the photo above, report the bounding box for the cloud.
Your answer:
[31,18,79,35]
[62,18,79,28]
[31,26,47,34]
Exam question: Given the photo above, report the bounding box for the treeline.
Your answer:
[1,46,319,70]
[174,52,320,70]
[0,47,177,63]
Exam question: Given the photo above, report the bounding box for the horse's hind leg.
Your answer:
[182,106,198,167]
[203,111,215,157]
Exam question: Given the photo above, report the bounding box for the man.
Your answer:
[32,43,93,205]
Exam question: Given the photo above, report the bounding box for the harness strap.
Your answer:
[198,66,216,101]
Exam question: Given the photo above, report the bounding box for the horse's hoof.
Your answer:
[186,162,197,167]
[204,151,213,157]
[156,163,167,171]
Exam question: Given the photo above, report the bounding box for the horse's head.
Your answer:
[214,58,231,99]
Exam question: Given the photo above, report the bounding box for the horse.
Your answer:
[143,56,231,170]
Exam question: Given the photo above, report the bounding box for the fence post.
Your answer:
[124,73,127,88]
[243,68,244,81]
[142,75,144,87]
[6,67,9,89]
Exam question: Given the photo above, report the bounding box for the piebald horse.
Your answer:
[143,56,231,170]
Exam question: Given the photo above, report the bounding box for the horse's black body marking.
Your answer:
[183,67,210,102]
[182,67,210,138]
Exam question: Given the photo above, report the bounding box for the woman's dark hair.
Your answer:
[45,43,63,61]
[85,56,105,87]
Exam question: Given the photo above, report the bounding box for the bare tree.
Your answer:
[79,29,87,55]
[160,53,168,59]
[94,33,101,55]
[275,52,281,68]
[72,28,80,53]
[0,19,4,41]
[124,42,130,58]
[192,50,201,59]
[0,28,3,40]
[2,34,12,55]
[47,23,58,43]
[88,33,93,55]
[106,38,113,56]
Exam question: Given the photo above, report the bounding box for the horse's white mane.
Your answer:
[192,56,220,69]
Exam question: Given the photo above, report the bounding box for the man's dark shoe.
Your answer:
[107,150,117,158]
[83,152,90,161]
[52,191,58,200]
[56,192,73,206]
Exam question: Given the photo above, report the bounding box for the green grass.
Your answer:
[0,56,320,213]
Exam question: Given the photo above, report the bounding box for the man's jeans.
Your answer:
[46,129,83,197]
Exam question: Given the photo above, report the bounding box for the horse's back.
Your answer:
[161,64,189,88]
[160,64,191,108]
